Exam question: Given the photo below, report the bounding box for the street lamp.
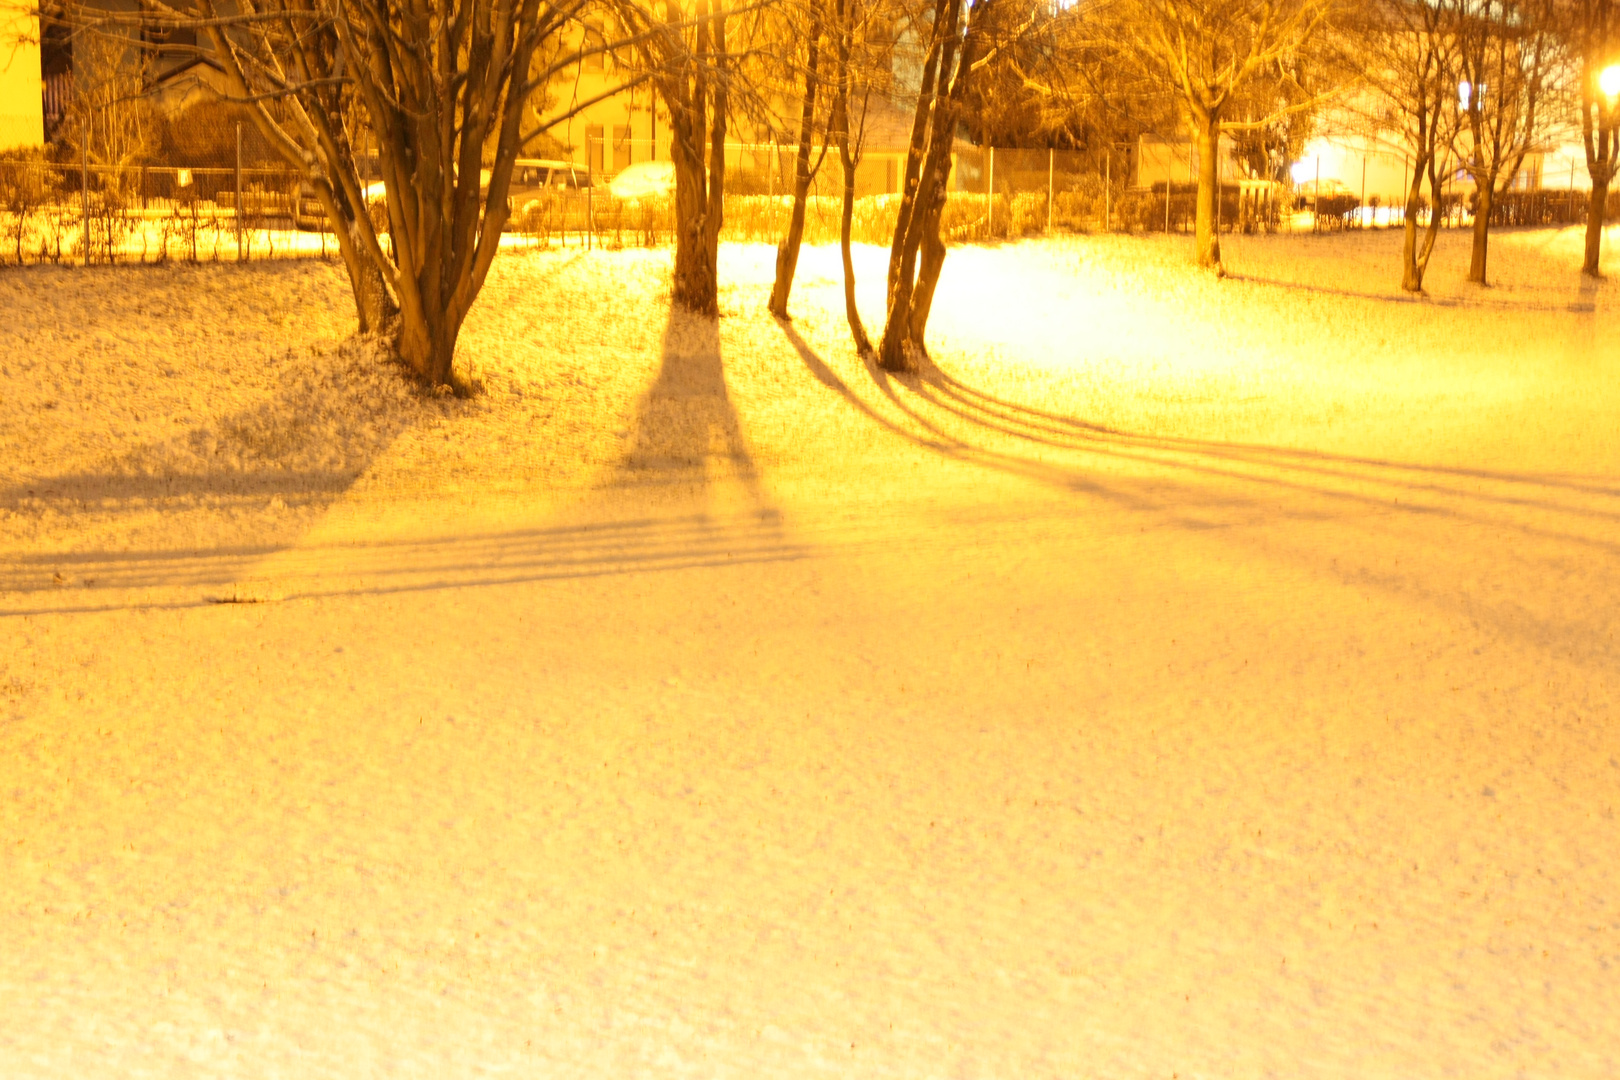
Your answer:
[1601,64,1620,100]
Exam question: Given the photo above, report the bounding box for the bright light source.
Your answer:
[1459,81,1472,107]
[1601,64,1620,99]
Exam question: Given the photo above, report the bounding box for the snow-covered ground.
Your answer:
[2,226,1618,1078]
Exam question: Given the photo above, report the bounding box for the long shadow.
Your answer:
[917,363,1620,507]
[604,307,765,501]
[0,342,439,600]
[1225,229,1612,313]
[2,344,434,511]
[2,305,807,617]
[774,325,1620,669]
[775,321,1620,557]
[774,322,1190,515]
[1223,272,1602,312]
[0,511,816,617]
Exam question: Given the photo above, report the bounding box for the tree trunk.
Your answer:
[1194,116,1222,269]
[1467,181,1492,284]
[832,87,870,354]
[326,194,397,333]
[1399,178,1425,292]
[671,134,719,315]
[670,0,727,317]
[1583,164,1610,277]
[878,0,964,372]
[885,0,951,303]
[349,249,397,334]
[907,203,948,345]
[1399,154,1435,293]
[396,295,461,389]
[768,18,820,319]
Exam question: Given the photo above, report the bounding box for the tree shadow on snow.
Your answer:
[0,308,807,617]
[602,308,765,498]
[0,342,446,609]
[778,321,1620,665]
[0,512,816,616]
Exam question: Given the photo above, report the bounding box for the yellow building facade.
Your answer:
[0,0,44,149]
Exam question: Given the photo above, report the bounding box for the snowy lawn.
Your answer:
[2,226,1618,1078]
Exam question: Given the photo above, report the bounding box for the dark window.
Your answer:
[612,125,631,172]
[586,124,604,175]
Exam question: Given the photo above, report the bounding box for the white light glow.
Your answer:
[1601,64,1620,99]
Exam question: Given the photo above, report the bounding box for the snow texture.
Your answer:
[2,226,1618,1078]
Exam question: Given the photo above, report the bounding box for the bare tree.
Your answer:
[56,19,158,174]
[1453,0,1563,284]
[878,0,1006,372]
[1355,0,1462,291]
[1573,0,1618,275]
[1112,0,1333,269]
[767,0,829,317]
[614,0,734,315]
[59,0,622,389]
[827,0,884,352]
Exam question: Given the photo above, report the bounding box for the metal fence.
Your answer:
[0,158,332,266]
[5,145,1611,267]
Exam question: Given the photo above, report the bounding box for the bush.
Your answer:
[0,148,64,265]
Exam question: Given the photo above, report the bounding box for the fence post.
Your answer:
[235,123,244,261]
[1313,156,1321,233]
[986,146,994,238]
[80,119,89,265]
[1046,147,1053,233]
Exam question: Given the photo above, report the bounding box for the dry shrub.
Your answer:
[0,149,62,265]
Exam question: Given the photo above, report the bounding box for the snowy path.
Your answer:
[2,230,1618,1078]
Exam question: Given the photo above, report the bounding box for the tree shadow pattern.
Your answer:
[777,318,1620,669]
[0,309,803,615]
[0,341,446,602]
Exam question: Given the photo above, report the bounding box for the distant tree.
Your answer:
[956,0,1083,148]
[51,15,158,175]
[1110,0,1335,270]
[957,0,1169,158]
[1571,0,1618,275]
[1453,0,1564,284]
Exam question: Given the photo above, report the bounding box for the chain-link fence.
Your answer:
[8,126,1612,267]
[0,155,334,266]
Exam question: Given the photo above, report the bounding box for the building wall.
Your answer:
[0,0,44,149]
[1297,132,1560,205]
[1135,134,1245,188]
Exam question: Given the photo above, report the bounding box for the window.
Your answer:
[612,125,631,172]
[586,124,605,175]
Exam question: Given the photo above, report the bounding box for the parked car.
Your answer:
[608,160,676,202]
[293,179,388,232]
[506,159,592,215]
